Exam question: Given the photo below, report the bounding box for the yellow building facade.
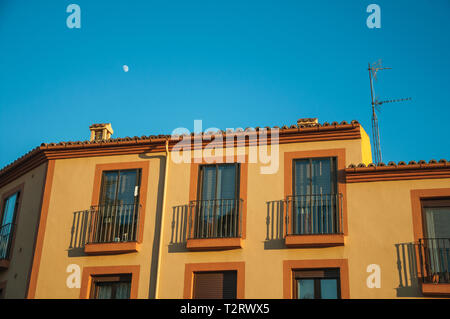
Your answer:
[0,119,449,299]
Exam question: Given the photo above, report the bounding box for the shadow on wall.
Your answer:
[264,200,286,249]
[168,205,189,253]
[67,210,91,257]
[169,200,289,251]
[394,242,422,297]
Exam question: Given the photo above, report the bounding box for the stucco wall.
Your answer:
[0,163,47,298]
[32,154,166,299]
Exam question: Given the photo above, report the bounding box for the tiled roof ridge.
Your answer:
[347,159,450,169]
[0,120,360,176]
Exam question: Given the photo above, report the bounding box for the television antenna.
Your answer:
[368,60,411,165]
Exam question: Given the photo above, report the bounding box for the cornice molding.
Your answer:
[0,123,361,188]
[345,161,450,183]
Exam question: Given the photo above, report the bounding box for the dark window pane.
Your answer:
[222,271,238,299]
[115,281,132,299]
[294,158,336,196]
[92,275,131,299]
[294,160,310,195]
[1,193,18,226]
[99,170,140,206]
[196,164,239,238]
[95,170,140,243]
[311,158,333,194]
[201,166,217,200]
[320,279,338,299]
[100,171,119,205]
[95,283,113,299]
[200,164,238,201]
[297,279,315,299]
[0,192,19,260]
[292,158,338,235]
[425,207,450,238]
[117,170,138,205]
[295,268,340,299]
[217,164,237,200]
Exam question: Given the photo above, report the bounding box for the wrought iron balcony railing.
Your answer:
[86,204,141,244]
[188,199,243,239]
[0,223,14,260]
[284,193,343,236]
[418,238,450,284]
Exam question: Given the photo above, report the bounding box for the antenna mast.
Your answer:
[368,60,411,165]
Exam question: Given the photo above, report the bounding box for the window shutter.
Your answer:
[294,268,339,279]
[222,271,237,299]
[193,271,237,299]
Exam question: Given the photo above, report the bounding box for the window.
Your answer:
[90,169,141,243]
[294,158,337,196]
[193,271,237,299]
[90,274,132,299]
[294,269,340,299]
[420,199,450,284]
[99,169,141,206]
[193,164,241,238]
[0,192,20,260]
[80,265,140,299]
[291,157,341,235]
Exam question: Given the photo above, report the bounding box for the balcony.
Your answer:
[186,199,244,250]
[418,238,450,296]
[84,204,141,255]
[266,194,344,248]
[0,223,14,269]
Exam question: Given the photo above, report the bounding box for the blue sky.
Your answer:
[0,0,449,169]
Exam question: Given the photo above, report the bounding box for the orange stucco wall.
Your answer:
[31,154,166,299]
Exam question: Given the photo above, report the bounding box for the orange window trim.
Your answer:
[84,242,141,255]
[283,259,350,299]
[186,237,243,251]
[189,155,248,240]
[283,149,348,236]
[79,265,140,299]
[183,261,245,299]
[284,233,345,248]
[410,188,450,296]
[91,161,149,244]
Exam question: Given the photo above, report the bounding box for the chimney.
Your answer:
[89,123,114,141]
[297,118,319,127]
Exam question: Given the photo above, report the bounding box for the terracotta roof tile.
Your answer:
[0,119,360,179]
[347,159,450,170]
